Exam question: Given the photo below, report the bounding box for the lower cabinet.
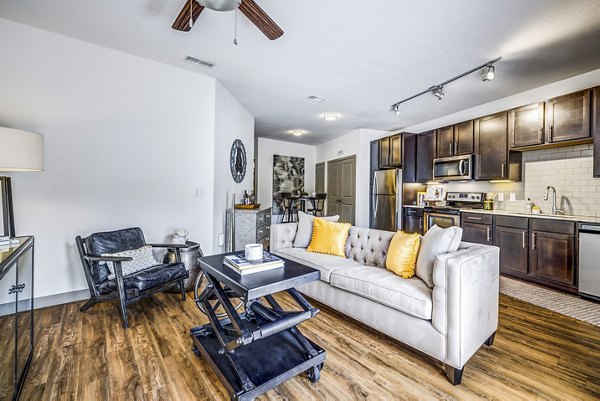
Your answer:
[529,229,576,287]
[403,208,423,235]
[494,216,529,275]
[460,213,493,245]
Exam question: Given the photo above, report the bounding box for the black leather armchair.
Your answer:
[76,227,189,328]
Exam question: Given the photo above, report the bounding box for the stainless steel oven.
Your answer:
[424,209,460,232]
[433,154,472,181]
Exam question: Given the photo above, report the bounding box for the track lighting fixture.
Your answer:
[432,86,445,100]
[482,65,495,81]
[390,56,501,113]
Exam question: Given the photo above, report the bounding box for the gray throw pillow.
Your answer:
[293,211,340,248]
[415,225,463,287]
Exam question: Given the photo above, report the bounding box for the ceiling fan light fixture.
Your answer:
[198,0,241,12]
[323,113,339,121]
[482,65,495,81]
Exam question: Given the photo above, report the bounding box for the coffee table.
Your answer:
[190,253,326,401]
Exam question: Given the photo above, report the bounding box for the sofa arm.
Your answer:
[431,244,499,369]
[270,223,298,253]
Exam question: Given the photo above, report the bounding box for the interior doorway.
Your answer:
[315,162,325,193]
[326,155,356,224]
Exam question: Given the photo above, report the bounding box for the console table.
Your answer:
[0,236,34,401]
[191,253,326,401]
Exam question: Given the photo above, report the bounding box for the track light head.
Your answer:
[393,104,400,115]
[432,86,445,100]
[482,65,495,81]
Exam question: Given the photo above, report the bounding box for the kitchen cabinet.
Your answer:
[509,102,545,148]
[403,208,423,235]
[460,213,493,245]
[402,134,416,183]
[436,121,474,158]
[494,216,529,276]
[379,134,402,168]
[529,219,576,287]
[593,87,600,177]
[545,89,591,143]
[475,112,522,181]
[416,130,435,183]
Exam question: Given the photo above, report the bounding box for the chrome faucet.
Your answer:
[544,186,564,215]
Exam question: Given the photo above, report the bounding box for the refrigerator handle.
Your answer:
[373,195,378,220]
[373,171,378,194]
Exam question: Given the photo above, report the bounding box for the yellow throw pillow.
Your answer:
[307,218,351,257]
[386,231,421,278]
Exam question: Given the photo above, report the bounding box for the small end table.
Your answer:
[190,253,326,401]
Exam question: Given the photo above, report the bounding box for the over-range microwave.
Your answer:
[433,154,473,181]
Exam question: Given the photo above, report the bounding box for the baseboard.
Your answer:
[34,289,90,310]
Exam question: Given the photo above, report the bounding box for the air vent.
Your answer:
[184,55,215,69]
[305,95,325,103]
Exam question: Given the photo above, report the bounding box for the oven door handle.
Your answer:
[458,159,466,176]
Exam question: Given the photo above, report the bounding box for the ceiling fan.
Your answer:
[172,0,284,40]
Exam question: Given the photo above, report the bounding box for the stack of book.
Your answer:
[223,251,284,276]
[0,236,19,251]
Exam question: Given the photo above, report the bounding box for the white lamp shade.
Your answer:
[0,127,44,171]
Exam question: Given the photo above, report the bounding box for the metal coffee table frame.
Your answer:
[190,254,326,401]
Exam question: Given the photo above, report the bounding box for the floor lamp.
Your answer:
[0,128,44,238]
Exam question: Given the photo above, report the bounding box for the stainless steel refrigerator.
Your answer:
[371,169,402,232]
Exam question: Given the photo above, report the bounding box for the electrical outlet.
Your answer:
[195,187,206,198]
[509,193,516,202]
[498,193,504,202]
[218,233,224,247]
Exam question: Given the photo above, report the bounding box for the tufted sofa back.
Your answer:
[345,226,395,268]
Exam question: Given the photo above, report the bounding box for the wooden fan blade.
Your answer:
[172,0,204,32]
[238,0,284,40]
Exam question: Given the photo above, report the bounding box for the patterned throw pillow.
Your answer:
[102,245,158,279]
[307,218,351,257]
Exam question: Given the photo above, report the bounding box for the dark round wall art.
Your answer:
[229,139,247,183]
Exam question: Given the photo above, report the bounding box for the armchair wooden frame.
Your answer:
[76,236,189,328]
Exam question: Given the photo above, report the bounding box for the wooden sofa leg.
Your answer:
[484,331,496,346]
[445,365,464,385]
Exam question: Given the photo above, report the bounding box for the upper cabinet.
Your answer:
[546,89,591,143]
[416,131,436,183]
[379,134,402,168]
[510,89,592,150]
[509,102,545,148]
[475,112,522,181]
[402,134,417,183]
[593,87,600,177]
[435,121,473,158]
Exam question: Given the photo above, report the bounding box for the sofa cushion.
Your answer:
[276,247,364,283]
[294,212,339,248]
[97,263,187,295]
[345,226,395,268]
[330,265,433,320]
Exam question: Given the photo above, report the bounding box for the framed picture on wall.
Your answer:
[272,155,305,215]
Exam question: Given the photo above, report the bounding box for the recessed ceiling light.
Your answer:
[291,130,305,136]
[306,95,326,103]
[184,55,215,69]
[323,113,339,121]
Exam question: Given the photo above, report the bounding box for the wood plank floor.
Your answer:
[21,291,600,400]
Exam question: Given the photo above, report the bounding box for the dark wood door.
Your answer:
[475,112,508,180]
[495,226,528,275]
[593,87,600,177]
[416,131,435,183]
[529,230,575,286]
[379,137,390,168]
[436,126,454,158]
[546,89,591,143]
[402,134,416,183]
[461,222,493,245]
[509,103,545,148]
[454,120,474,155]
[390,134,402,166]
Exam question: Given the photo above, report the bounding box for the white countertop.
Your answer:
[459,208,600,224]
[404,205,424,209]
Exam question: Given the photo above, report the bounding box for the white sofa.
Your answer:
[270,223,499,384]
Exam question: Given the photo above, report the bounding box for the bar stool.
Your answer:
[312,193,327,217]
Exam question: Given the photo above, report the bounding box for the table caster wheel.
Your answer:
[307,364,321,383]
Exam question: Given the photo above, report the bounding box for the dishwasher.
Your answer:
[578,223,600,301]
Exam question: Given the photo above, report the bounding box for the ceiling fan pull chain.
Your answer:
[233,9,238,45]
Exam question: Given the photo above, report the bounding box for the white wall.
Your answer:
[0,19,252,301]
[256,138,316,215]
[316,129,389,227]
[213,81,255,253]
